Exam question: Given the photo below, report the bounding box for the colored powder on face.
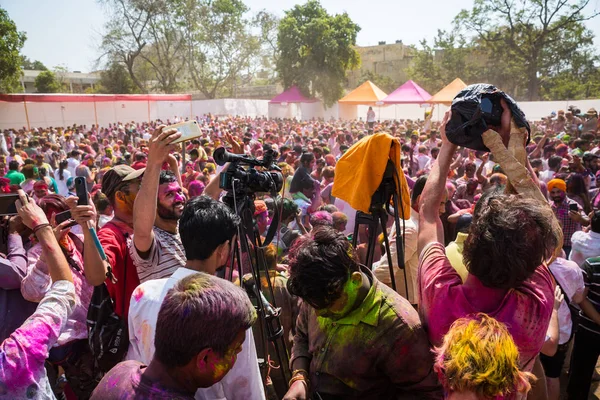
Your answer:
[173,193,185,203]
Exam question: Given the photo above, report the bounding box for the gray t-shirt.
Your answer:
[75,165,94,191]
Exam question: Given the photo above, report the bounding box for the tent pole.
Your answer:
[190,98,193,120]
[23,100,31,131]
[93,97,99,128]
[147,98,151,123]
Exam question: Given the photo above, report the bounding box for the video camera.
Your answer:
[213,147,283,196]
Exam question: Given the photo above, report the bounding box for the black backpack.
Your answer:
[87,236,129,373]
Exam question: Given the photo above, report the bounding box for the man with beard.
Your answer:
[127,196,265,400]
[548,178,589,257]
[130,125,188,282]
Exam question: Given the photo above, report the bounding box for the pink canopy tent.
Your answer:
[269,86,318,103]
[382,80,432,104]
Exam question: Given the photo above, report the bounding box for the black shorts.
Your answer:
[539,341,570,378]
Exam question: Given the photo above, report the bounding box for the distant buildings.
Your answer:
[346,41,417,89]
[20,70,101,93]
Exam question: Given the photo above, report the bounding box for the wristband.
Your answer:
[289,374,309,388]
[33,223,51,234]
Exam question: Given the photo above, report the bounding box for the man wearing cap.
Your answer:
[584,108,598,134]
[69,164,145,320]
[548,178,589,257]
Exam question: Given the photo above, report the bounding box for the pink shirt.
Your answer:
[418,243,554,372]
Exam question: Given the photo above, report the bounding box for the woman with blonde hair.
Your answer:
[434,314,535,399]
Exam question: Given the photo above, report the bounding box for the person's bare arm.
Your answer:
[541,286,562,357]
[204,167,225,200]
[133,125,181,255]
[529,131,551,159]
[475,155,487,185]
[449,152,463,171]
[418,111,457,255]
[166,154,183,189]
[579,297,600,326]
[67,195,107,286]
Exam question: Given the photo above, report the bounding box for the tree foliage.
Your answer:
[98,62,137,93]
[0,8,26,93]
[177,0,262,98]
[98,0,267,97]
[454,0,600,100]
[21,57,48,71]
[276,0,361,107]
[34,70,61,93]
[357,70,397,94]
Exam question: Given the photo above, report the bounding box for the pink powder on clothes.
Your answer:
[133,287,144,302]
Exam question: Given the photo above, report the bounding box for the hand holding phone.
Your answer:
[55,210,78,229]
[166,120,202,144]
[75,177,88,206]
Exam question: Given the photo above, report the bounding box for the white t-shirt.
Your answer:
[127,267,265,400]
[548,258,585,344]
[55,169,72,197]
[66,158,79,178]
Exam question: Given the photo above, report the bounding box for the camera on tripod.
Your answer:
[213,147,284,195]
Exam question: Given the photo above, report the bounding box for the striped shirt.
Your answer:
[130,226,186,283]
[579,257,600,335]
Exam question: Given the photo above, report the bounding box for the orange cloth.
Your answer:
[332,132,411,218]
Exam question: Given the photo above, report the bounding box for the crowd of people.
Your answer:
[0,104,599,400]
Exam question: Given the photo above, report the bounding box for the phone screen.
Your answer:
[0,194,19,216]
[481,98,493,114]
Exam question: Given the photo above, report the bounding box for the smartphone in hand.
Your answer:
[55,210,78,228]
[75,177,88,206]
[0,194,19,216]
[166,120,202,144]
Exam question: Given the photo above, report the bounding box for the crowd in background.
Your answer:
[0,104,599,400]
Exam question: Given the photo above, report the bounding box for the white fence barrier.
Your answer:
[1,95,598,129]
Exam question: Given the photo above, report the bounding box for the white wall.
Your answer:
[193,99,269,118]
[1,97,598,129]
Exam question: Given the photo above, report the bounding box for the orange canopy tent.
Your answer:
[338,81,388,105]
[425,78,467,105]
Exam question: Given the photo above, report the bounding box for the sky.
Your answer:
[2,0,600,73]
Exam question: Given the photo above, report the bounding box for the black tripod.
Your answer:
[221,190,291,393]
[352,160,408,296]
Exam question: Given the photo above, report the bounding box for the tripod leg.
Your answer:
[352,211,360,249]
[380,219,397,292]
[392,192,410,302]
[365,220,378,268]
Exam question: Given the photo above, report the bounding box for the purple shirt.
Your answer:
[91,360,195,400]
[0,234,37,343]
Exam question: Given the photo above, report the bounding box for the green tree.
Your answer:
[21,56,47,70]
[357,70,397,93]
[405,41,444,94]
[0,8,26,93]
[276,0,361,107]
[99,62,137,93]
[255,10,280,83]
[454,0,600,100]
[34,70,61,93]
[178,0,262,98]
